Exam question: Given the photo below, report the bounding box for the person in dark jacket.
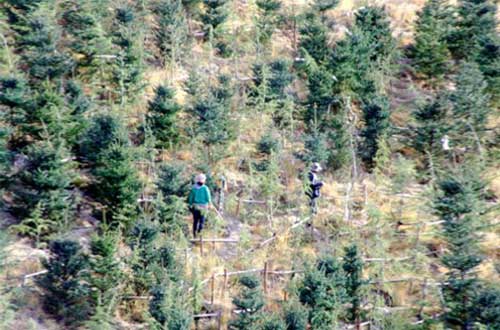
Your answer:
[306,163,324,214]
[188,173,212,238]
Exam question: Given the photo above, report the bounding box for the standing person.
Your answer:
[306,163,324,215]
[188,173,212,238]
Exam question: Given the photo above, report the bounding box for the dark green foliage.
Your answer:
[262,314,287,330]
[88,233,122,311]
[299,256,346,309]
[474,35,500,101]
[149,285,192,329]
[252,59,294,101]
[312,0,339,13]
[189,77,235,152]
[299,13,329,64]
[434,175,484,329]
[283,301,308,330]
[359,96,391,169]
[413,96,450,154]
[473,286,500,329]
[302,124,330,166]
[18,5,73,82]
[0,76,34,128]
[303,63,337,126]
[12,138,76,228]
[2,0,43,28]
[153,0,189,65]
[448,0,498,60]
[0,126,12,189]
[146,85,182,148]
[257,131,281,155]
[411,0,452,80]
[449,62,491,145]
[354,6,397,63]
[62,0,110,69]
[91,143,141,225]
[230,275,265,330]
[201,0,228,40]
[111,5,145,104]
[255,0,281,44]
[330,28,374,97]
[342,245,366,323]
[78,114,128,163]
[157,163,190,199]
[37,240,91,326]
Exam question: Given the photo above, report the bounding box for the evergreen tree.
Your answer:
[449,62,491,148]
[61,0,111,70]
[91,142,141,225]
[229,275,265,330]
[299,256,347,328]
[111,4,145,105]
[262,314,287,330]
[413,96,450,156]
[359,96,391,170]
[37,240,91,326]
[474,34,500,102]
[2,0,44,40]
[78,113,128,164]
[0,76,34,133]
[299,12,329,64]
[18,3,73,82]
[157,163,190,200]
[311,0,339,14]
[201,0,228,40]
[255,0,281,45]
[342,244,366,324]
[354,6,397,64]
[448,0,498,60]
[472,286,500,329]
[411,0,452,80]
[146,85,182,148]
[283,300,308,330]
[149,285,192,330]
[0,126,11,190]
[252,59,294,101]
[153,0,190,66]
[11,138,76,231]
[434,174,484,329]
[88,233,123,313]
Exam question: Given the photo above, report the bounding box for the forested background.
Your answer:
[0,0,499,329]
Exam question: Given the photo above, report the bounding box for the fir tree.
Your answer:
[61,0,111,69]
[283,300,308,330]
[88,232,123,312]
[474,35,500,102]
[434,174,484,329]
[18,3,73,82]
[91,142,141,225]
[149,285,192,330]
[311,0,339,14]
[78,113,128,164]
[359,96,391,170]
[146,85,182,148]
[299,256,347,327]
[201,0,228,40]
[472,286,500,328]
[153,0,190,66]
[0,76,34,132]
[411,0,452,80]
[342,244,366,324]
[449,62,491,147]
[11,138,76,230]
[252,59,294,101]
[230,275,265,330]
[448,0,498,60]
[354,6,397,64]
[255,0,281,45]
[157,163,190,200]
[111,5,145,105]
[0,126,11,190]
[37,240,92,326]
[413,96,450,155]
[299,12,329,64]
[262,314,287,330]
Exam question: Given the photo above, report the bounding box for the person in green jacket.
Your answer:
[188,173,212,238]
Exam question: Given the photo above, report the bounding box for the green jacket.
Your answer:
[188,184,211,207]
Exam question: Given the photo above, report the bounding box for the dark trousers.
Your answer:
[191,208,206,238]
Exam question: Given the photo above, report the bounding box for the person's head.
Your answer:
[195,173,207,185]
[311,162,322,173]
